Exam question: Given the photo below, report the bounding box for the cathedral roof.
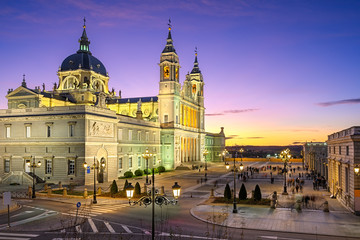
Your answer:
[191,50,201,74]
[108,96,158,104]
[59,19,107,76]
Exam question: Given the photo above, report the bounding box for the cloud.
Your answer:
[290,129,319,132]
[292,141,305,145]
[246,137,264,139]
[206,108,259,116]
[317,98,360,107]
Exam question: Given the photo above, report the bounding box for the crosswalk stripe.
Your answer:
[75,225,82,233]
[144,230,151,235]
[0,237,31,240]
[121,225,132,233]
[0,233,38,237]
[88,218,98,233]
[104,221,115,233]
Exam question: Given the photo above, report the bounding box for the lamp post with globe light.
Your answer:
[27,156,41,199]
[203,149,209,181]
[83,157,105,204]
[280,148,291,195]
[142,148,152,184]
[125,149,181,240]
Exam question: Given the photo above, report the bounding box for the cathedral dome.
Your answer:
[59,19,107,77]
[60,53,107,76]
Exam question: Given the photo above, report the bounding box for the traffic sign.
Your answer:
[87,166,90,174]
[76,202,81,208]
[3,192,11,205]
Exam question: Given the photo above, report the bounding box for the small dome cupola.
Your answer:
[191,47,201,74]
[162,19,176,53]
[77,17,91,54]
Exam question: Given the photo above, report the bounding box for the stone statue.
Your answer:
[137,98,142,112]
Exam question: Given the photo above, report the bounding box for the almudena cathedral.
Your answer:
[0,22,225,186]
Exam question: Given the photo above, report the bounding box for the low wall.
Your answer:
[224,158,303,163]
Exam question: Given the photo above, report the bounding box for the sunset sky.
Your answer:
[1,0,360,146]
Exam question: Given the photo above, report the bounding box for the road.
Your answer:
[0,161,357,240]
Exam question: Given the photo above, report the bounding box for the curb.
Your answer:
[189,205,360,239]
[0,203,21,215]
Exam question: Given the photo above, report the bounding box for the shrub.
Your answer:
[224,183,231,200]
[134,169,144,176]
[254,184,262,201]
[144,169,151,175]
[239,183,247,200]
[157,166,166,173]
[123,179,129,191]
[124,171,133,178]
[110,180,118,197]
[153,168,159,174]
[135,182,141,196]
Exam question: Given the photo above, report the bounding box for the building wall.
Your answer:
[303,142,328,178]
[327,126,360,213]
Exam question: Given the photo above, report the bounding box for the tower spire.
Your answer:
[191,47,201,74]
[77,17,91,54]
[162,18,176,53]
[22,74,27,87]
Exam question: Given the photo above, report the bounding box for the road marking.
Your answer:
[104,221,115,233]
[144,230,151,235]
[11,211,34,218]
[0,211,57,230]
[0,232,38,237]
[159,232,227,240]
[121,224,132,233]
[259,237,303,240]
[75,225,82,233]
[0,237,31,240]
[60,229,66,233]
[88,218,98,233]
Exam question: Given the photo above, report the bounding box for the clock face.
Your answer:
[176,67,179,79]
[164,66,170,79]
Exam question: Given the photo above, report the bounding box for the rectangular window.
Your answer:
[6,126,10,138]
[26,126,31,138]
[118,129,123,141]
[128,130,132,141]
[69,125,74,137]
[68,160,75,175]
[345,167,349,192]
[4,159,10,173]
[138,131,141,141]
[333,146,336,154]
[164,115,168,123]
[339,146,341,155]
[346,146,349,156]
[176,115,179,124]
[138,156,141,167]
[118,157,123,169]
[129,157,132,168]
[45,160,52,174]
[146,132,149,141]
[47,125,51,137]
[329,147,331,154]
[153,156,156,166]
[338,165,342,186]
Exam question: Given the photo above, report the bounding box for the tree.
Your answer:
[254,184,262,201]
[239,183,247,200]
[135,182,141,196]
[224,183,231,200]
[110,180,118,197]
[123,179,129,191]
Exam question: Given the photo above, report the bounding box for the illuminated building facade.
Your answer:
[327,127,360,214]
[0,22,225,185]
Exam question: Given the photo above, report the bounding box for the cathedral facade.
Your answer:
[0,22,225,185]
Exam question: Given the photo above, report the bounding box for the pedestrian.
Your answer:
[238,173,240,180]
[296,185,299,193]
[200,178,203,184]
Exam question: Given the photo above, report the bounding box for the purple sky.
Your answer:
[1,0,360,146]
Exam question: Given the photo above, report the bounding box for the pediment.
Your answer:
[6,87,37,98]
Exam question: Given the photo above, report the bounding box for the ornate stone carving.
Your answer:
[89,120,114,137]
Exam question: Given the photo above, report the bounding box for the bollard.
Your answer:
[295,199,302,212]
[28,186,32,198]
[210,188,214,198]
[144,184,148,194]
[97,187,102,195]
[47,187,52,196]
[160,186,165,195]
[44,184,48,191]
[323,201,329,212]
[59,181,62,189]
[84,188,88,198]
[63,187,67,197]
[270,191,277,209]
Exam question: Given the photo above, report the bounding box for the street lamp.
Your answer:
[27,156,41,199]
[125,162,181,240]
[84,157,105,204]
[280,148,291,195]
[203,149,209,181]
[142,148,153,184]
[354,165,360,176]
[222,149,228,162]
[239,148,244,171]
